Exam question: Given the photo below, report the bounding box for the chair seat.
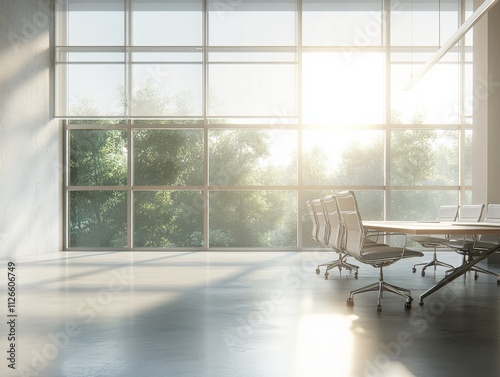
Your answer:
[444,239,498,254]
[468,241,499,251]
[441,238,473,249]
[362,244,424,261]
[410,235,448,246]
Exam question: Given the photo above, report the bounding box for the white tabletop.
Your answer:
[362,221,500,235]
[361,220,500,305]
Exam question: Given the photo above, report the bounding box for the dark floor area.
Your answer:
[4,250,500,377]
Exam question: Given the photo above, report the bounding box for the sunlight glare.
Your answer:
[294,314,357,377]
[302,53,385,125]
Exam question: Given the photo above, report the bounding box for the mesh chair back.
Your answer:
[306,200,319,244]
[479,204,500,244]
[457,204,484,222]
[455,204,485,243]
[335,191,364,260]
[432,205,459,241]
[312,199,329,247]
[436,205,459,222]
[483,204,500,222]
[321,195,344,253]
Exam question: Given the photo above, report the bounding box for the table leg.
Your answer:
[419,244,500,305]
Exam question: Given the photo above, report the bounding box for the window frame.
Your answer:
[59,0,473,250]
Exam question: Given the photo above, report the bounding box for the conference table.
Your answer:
[362,221,500,305]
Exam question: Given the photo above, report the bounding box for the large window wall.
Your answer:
[57,0,474,250]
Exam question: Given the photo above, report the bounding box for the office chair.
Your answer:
[307,199,324,247]
[308,199,339,279]
[321,195,359,279]
[335,191,423,312]
[444,204,500,282]
[411,205,459,276]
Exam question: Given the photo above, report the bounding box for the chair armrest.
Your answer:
[364,232,409,248]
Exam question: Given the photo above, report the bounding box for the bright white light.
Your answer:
[294,314,357,377]
[392,63,460,124]
[302,52,385,125]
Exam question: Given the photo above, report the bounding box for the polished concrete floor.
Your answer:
[2,250,500,377]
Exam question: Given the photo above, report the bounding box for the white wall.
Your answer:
[473,0,500,263]
[0,0,62,258]
[473,0,500,205]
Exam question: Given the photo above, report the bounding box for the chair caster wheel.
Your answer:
[412,267,416,273]
[419,301,424,306]
[405,301,412,310]
[354,272,359,279]
[377,304,382,312]
[316,268,320,274]
[474,273,479,281]
[346,298,354,307]
[324,272,329,280]
[497,279,500,285]
[421,270,425,277]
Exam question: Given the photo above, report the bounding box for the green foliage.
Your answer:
[209,191,296,248]
[134,129,204,186]
[302,146,332,185]
[134,191,204,247]
[70,191,127,248]
[209,129,271,186]
[70,130,127,186]
[68,88,463,248]
[335,139,384,186]
[391,129,437,186]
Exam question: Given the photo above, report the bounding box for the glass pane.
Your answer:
[391,0,440,46]
[439,0,460,45]
[390,190,459,221]
[208,64,296,116]
[302,130,384,186]
[391,60,460,124]
[302,0,383,46]
[391,130,459,186]
[67,64,125,116]
[68,0,125,46]
[464,190,472,204]
[131,64,202,116]
[355,190,384,220]
[302,52,385,124]
[132,0,202,46]
[134,129,204,186]
[464,0,474,46]
[69,191,127,247]
[209,130,297,186]
[134,191,204,247]
[209,191,297,247]
[208,0,296,46]
[70,130,127,186]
